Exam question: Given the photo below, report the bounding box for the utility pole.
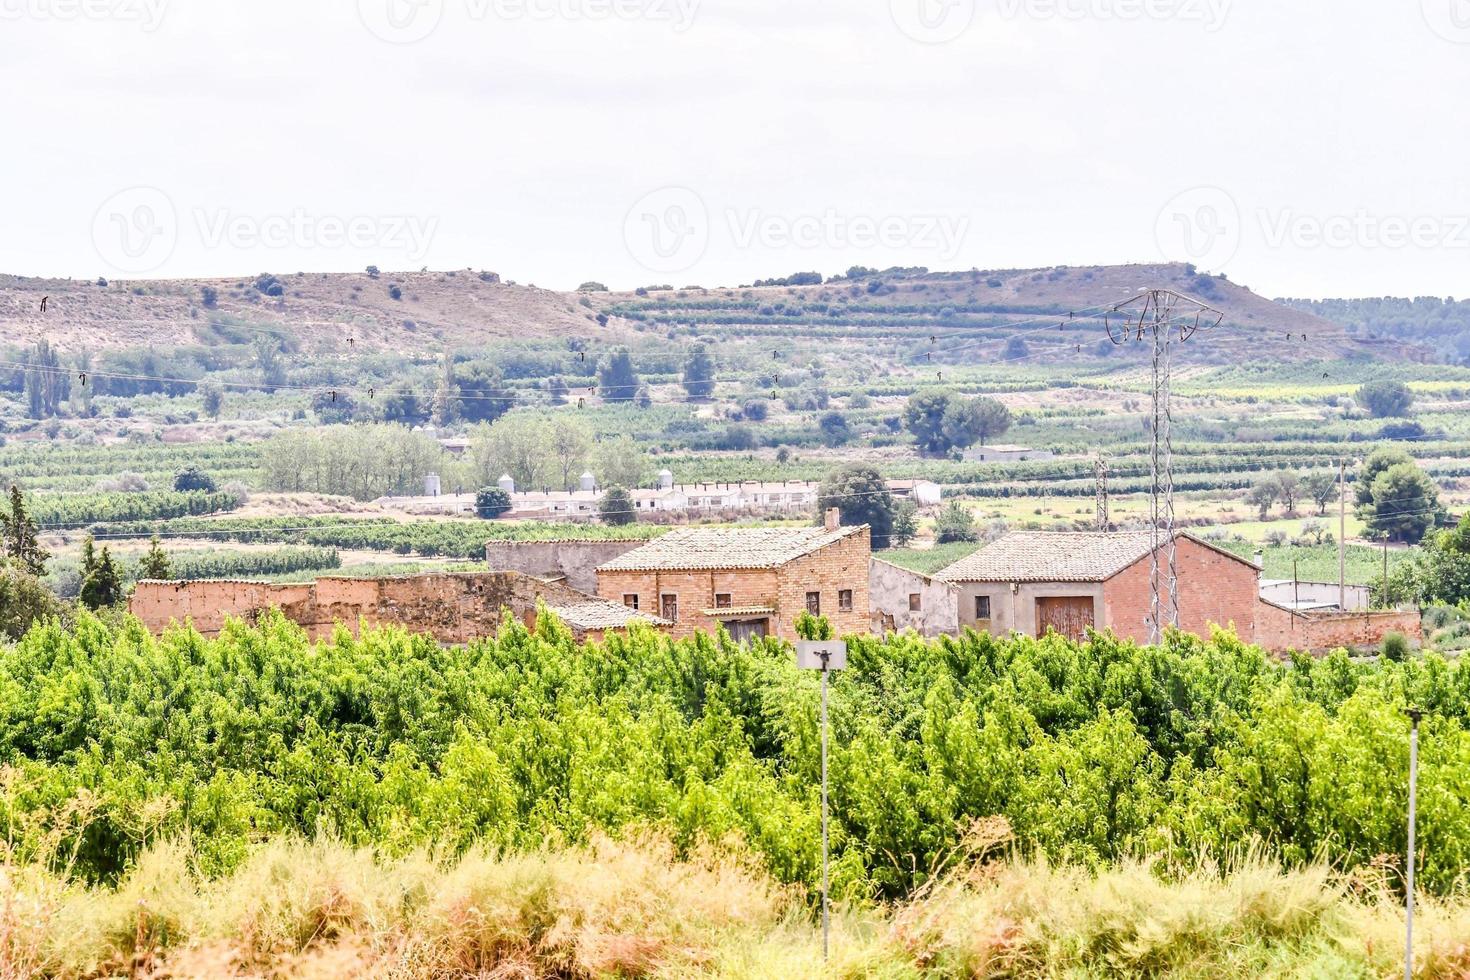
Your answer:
[1094,456,1109,531]
[1339,458,1347,610]
[1293,559,1299,610]
[797,639,848,962]
[1406,707,1423,980]
[1107,289,1224,644]
[1383,538,1391,609]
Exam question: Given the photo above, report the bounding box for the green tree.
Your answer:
[1302,470,1338,516]
[471,414,553,491]
[79,545,123,610]
[1002,336,1030,360]
[903,391,956,455]
[943,396,1011,450]
[599,485,636,525]
[593,436,646,488]
[1408,513,1470,604]
[475,487,512,519]
[253,336,287,388]
[0,560,68,641]
[1356,447,1414,507]
[1355,380,1413,418]
[2,485,48,576]
[891,500,918,548]
[456,360,512,424]
[22,339,66,420]
[1246,476,1279,519]
[174,467,217,493]
[1365,462,1440,543]
[598,349,640,403]
[818,411,851,447]
[199,381,225,419]
[815,464,895,549]
[138,535,172,580]
[934,501,979,543]
[547,416,593,491]
[681,345,716,399]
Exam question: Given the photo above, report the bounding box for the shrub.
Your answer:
[475,487,511,519]
[1381,631,1410,662]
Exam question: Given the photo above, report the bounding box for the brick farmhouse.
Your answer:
[595,515,870,643]
[931,529,1419,651]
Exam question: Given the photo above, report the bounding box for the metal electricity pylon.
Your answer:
[1106,289,1224,643]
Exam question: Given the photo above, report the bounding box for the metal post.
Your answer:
[1339,459,1347,610]
[820,657,830,961]
[1406,708,1422,980]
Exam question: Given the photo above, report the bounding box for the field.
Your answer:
[1,612,1468,975]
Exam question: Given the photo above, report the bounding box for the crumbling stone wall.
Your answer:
[484,540,646,593]
[129,572,632,643]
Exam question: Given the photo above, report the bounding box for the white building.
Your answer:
[962,444,1056,464]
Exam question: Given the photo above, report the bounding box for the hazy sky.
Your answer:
[4,0,1468,297]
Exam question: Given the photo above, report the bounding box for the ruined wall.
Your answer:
[485,540,646,593]
[129,572,639,643]
[1254,600,1422,654]
[869,559,958,636]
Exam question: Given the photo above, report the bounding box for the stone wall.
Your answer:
[129,572,647,643]
[1254,600,1422,654]
[869,558,959,636]
[484,539,646,593]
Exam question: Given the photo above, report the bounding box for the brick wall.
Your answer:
[595,527,871,643]
[1254,600,1422,654]
[129,572,640,643]
[1102,536,1260,643]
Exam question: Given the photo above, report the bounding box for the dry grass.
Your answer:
[1,825,1469,978]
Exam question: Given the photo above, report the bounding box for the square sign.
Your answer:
[796,640,847,671]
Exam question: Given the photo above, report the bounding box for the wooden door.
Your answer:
[1036,596,1094,642]
[725,619,769,645]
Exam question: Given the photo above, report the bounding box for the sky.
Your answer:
[3,0,1469,298]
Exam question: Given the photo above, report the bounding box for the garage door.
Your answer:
[1036,596,1095,642]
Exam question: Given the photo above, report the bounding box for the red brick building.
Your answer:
[936,530,1261,644]
[595,517,871,642]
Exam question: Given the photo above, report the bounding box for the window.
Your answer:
[715,593,732,609]
[908,593,922,612]
[806,592,821,615]
[838,589,853,612]
[975,595,992,620]
[622,594,639,611]
[661,594,678,621]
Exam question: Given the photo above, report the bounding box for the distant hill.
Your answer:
[0,262,1397,362]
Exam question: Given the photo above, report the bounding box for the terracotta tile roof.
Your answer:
[701,605,778,617]
[547,600,670,630]
[935,530,1254,584]
[598,525,867,572]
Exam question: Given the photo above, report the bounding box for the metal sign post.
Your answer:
[1406,707,1423,980]
[796,640,847,961]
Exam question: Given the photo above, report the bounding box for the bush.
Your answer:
[173,467,217,493]
[1381,631,1410,662]
[475,486,511,519]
